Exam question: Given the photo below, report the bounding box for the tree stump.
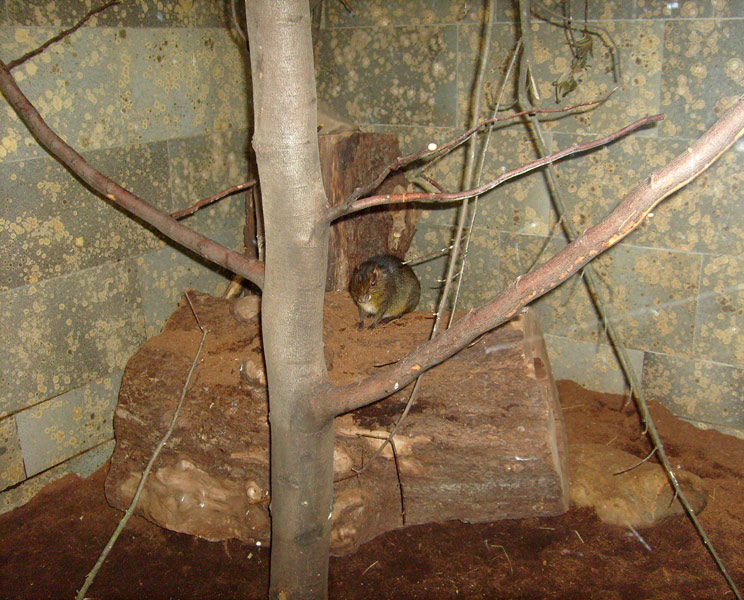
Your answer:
[320,132,419,291]
[105,293,568,556]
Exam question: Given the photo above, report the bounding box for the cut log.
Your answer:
[320,132,419,291]
[105,292,568,556]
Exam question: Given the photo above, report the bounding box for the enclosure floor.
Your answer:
[1,380,742,600]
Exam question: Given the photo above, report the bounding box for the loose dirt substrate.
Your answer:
[1,379,742,600]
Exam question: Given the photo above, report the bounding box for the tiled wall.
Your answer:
[0,0,252,510]
[316,0,744,437]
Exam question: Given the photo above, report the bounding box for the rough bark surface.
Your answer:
[320,132,419,291]
[106,293,568,556]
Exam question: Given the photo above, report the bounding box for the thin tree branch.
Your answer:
[315,95,744,419]
[6,1,120,71]
[171,180,257,220]
[330,113,662,220]
[331,91,616,218]
[0,60,265,289]
[76,292,207,600]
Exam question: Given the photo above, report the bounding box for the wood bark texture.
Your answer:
[320,132,419,291]
[106,293,568,556]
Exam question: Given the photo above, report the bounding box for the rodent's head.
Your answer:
[349,262,386,304]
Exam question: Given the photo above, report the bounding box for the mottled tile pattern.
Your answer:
[643,353,744,429]
[0,439,113,514]
[325,0,486,27]
[408,223,502,312]
[636,0,716,18]
[317,25,458,127]
[0,27,128,161]
[0,142,171,291]
[695,255,744,367]
[0,416,25,491]
[458,20,663,135]
[712,0,744,17]
[498,233,702,355]
[136,228,242,338]
[0,259,145,415]
[6,0,228,27]
[661,19,744,139]
[544,334,645,395]
[361,123,464,228]
[498,0,635,22]
[551,132,744,256]
[124,28,250,144]
[168,128,252,236]
[407,224,452,311]
[15,371,122,477]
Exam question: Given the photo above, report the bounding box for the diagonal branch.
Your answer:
[6,1,120,70]
[0,60,264,289]
[333,90,615,216]
[171,180,257,220]
[317,95,744,419]
[329,113,662,221]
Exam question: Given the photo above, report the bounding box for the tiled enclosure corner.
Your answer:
[0,0,252,511]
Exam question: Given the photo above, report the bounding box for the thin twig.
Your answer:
[449,37,523,328]
[231,0,248,42]
[332,91,616,217]
[332,113,661,219]
[75,293,208,600]
[532,0,622,83]
[171,181,257,220]
[614,447,657,475]
[516,6,741,598]
[345,0,498,484]
[6,1,120,71]
[0,60,265,288]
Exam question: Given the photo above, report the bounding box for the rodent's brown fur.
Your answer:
[349,254,420,329]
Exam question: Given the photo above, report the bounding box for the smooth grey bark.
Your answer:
[244,1,335,598]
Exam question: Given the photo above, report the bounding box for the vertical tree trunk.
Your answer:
[244,1,334,598]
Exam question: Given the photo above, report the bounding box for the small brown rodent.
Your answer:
[349,254,420,329]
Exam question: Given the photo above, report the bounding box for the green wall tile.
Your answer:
[168,128,252,237]
[325,0,486,27]
[124,28,250,145]
[662,19,744,138]
[6,0,227,27]
[695,254,744,367]
[135,228,242,338]
[317,25,458,127]
[458,20,662,135]
[0,27,128,161]
[643,352,744,429]
[544,334,644,395]
[15,371,122,477]
[0,439,112,514]
[0,142,171,291]
[498,233,702,356]
[0,259,145,415]
[635,0,715,18]
[0,416,24,491]
[498,0,635,22]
